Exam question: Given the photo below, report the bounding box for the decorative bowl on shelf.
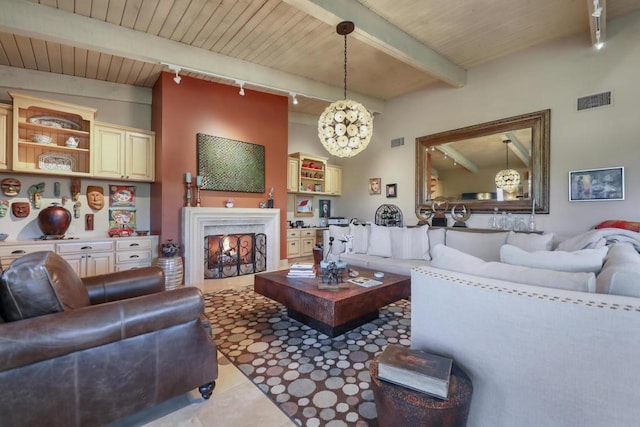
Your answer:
[31,134,53,144]
[136,230,149,236]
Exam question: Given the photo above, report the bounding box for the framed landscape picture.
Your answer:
[569,167,624,201]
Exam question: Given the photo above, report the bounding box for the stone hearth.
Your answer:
[182,207,280,286]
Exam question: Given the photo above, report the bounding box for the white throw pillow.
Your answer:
[349,224,370,254]
[500,244,608,273]
[432,244,596,292]
[367,224,392,257]
[445,230,508,261]
[596,243,640,295]
[506,231,554,251]
[390,226,430,260]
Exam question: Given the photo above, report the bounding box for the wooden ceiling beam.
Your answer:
[283,0,466,88]
[0,0,385,112]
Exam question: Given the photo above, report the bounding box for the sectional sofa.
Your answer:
[323,224,640,426]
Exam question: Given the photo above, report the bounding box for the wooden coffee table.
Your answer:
[254,267,410,337]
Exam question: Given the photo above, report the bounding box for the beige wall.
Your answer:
[332,11,640,236]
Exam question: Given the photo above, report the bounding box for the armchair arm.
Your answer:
[83,266,165,304]
[0,287,203,372]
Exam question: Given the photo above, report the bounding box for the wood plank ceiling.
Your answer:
[0,0,639,116]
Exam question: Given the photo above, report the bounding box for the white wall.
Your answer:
[334,11,640,236]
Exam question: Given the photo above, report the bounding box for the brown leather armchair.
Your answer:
[0,251,218,427]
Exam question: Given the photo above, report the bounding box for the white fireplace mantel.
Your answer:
[182,207,280,286]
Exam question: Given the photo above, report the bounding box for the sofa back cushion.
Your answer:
[500,244,608,273]
[349,224,370,254]
[506,231,554,251]
[390,226,431,260]
[367,224,392,257]
[445,230,508,261]
[431,244,596,292]
[596,243,640,296]
[0,251,90,321]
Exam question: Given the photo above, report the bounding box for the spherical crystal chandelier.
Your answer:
[318,21,373,158]
[494,139,520,192]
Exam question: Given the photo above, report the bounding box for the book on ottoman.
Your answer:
[377,344,453,399]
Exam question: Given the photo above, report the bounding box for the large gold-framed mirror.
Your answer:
[415,109,550,214]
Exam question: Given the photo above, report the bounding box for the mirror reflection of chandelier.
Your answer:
[494,139,520,192]
[318,21,373,158]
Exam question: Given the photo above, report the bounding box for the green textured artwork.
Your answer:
[197,133,265,193]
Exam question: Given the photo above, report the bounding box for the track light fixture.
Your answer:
[236,81,245,96]
[169,65,181,84]
[291,93,299,105]
[591,0,605,50]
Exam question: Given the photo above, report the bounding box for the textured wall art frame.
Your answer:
[569,166,624,201]
[197,133,265,193]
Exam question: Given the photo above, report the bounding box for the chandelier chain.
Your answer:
[343,33,348,99]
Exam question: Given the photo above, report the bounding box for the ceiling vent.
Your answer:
[390,137,404,148]
[577,91,612,111]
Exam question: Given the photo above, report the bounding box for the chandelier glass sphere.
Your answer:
[318,21,373,158]
[494,139,520,192]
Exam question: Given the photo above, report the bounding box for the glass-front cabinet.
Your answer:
[10,92,96,177]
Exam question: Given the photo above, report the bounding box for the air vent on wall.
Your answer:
[390,137,404,148]
[577,91,612,111]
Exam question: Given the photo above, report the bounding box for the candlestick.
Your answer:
[185,172,192,183]
[196,175,202,186]
[195,183,201,207]
[185,183,192,207]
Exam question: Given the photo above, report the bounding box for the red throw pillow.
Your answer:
[594,220,640,232]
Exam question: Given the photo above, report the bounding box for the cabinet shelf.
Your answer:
[18,120,90,137]
[18,140,90,153]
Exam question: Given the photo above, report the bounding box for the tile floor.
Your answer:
[109,272,297,427]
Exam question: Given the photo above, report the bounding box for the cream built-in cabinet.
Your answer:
[0,104,11,170]
[10,92,96,176]
[325,165,342,196]
[286,228,316,259]
[94,122,155,182]
[287,152,342,196]
[57,241,115,278]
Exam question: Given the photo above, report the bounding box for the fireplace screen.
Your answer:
[204,233,266,279]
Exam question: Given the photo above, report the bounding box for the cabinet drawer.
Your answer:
[115,250,151,263]
[0,244,55,257]
[300,229,315,238]
[116,239,152,251]
[57,241,114,254]
[287,240,300,257]
[115,262,151,272]
[287,229,301,238]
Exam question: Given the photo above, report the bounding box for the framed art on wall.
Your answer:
[319,199,331,218]
[569,167,624,201]
[295,195,314,217]
[369,178,381,195]
[386,183,397,198]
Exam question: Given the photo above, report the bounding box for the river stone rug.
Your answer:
[203,286,411,427]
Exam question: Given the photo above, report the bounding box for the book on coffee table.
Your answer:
[347,276,382,287]
[377,344,452,399]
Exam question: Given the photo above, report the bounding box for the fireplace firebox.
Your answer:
[204,233,266,279]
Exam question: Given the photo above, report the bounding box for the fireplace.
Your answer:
[182,207,280,286]
[205,233,266,279]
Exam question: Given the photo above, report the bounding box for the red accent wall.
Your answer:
[151,72,288,259]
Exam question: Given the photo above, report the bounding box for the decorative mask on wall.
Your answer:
[1,178,21,197]
[86,185,105,211]
[28,183,46,209]
[71,178,81,202]
[0,200,9,217]
[12,202,30,218]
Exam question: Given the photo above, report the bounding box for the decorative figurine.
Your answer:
[267,187,274,208]
[28,183,45,209]
[11,202,30,218]
[74,201,81,219]
[1,178,21,197]
[71,177,81,201]
[451,204,471,228]
[53,182,61,197]
[86,185,105,210]
[85,213,94,231]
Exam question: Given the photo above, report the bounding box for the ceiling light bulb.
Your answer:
[292,93,299,105]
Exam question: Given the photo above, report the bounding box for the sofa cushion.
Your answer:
[367,224,392,258]
[500,244,608,273]
[431,244,596,292]
[445,230,508,261]
[596,243,640,295]
[506,231,554,251]
[390,226,430,260]
[349,224,370,254]
[0,251,90,321]
[428,228,446,258]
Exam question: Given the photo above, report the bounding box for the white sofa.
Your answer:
[324,223,640,425]
[411,266,640,426]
